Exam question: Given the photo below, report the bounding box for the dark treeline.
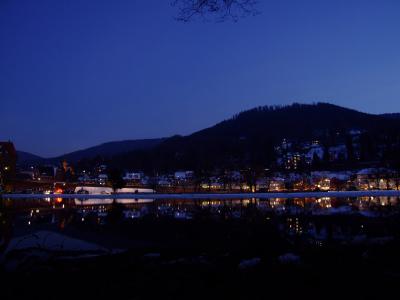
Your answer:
[80,103,400,174]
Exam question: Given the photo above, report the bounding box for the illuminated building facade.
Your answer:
[284,153,302,170]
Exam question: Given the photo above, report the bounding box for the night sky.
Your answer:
[1,0,400,157]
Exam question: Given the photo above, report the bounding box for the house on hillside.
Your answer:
[98,174,108,185]
[157,176,173,187]
[269,177,285,192]
[123,172,144,185]
[174,171,194,181]
[123,172,143,181]
[282,152,303,170]
[78,173,92,183]
[356,168,397,190]
[311,171,352,191]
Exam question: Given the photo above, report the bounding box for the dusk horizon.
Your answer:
[2,0,400,156]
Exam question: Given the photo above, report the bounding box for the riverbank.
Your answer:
[4,189,400,199]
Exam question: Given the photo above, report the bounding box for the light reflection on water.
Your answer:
[2,196,400,256]
[3,196,400,216]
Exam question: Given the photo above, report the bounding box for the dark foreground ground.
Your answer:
[2,211,400,300]
[3,250,399,300]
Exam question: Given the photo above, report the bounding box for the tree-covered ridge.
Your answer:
[109,103,400,173]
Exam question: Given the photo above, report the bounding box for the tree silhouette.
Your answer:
[173,0,259,22]
[107,168,126,193]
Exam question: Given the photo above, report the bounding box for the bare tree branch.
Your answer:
[172,0,259,22]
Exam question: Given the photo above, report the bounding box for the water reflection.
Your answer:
[2,196,400,258]
[0,197,13,253]
[3,196,400,223]
[74,198,154,205]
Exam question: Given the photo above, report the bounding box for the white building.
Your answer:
[123,172,143,181]
[174,171,194,180]
[98,174,108,185]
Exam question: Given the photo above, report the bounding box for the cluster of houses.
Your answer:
[275,130,362,170]
[14,156,400,193]
[193,168,400,192]
[4,132,400,193]
[72,167,400,192]
[77,170,195,188]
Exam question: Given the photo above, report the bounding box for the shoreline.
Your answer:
[3,190,400,199]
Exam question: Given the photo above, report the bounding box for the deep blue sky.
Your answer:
[1,0,400,157]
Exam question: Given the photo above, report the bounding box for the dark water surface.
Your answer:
[1,196,400,299]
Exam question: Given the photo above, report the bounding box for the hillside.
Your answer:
[17,138,165,166]
[17,151,45,166]
[110,103,400,171]
[54,138,165,163]
[18,103,400,171]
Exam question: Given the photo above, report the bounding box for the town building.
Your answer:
[174,171,194,180]
[356,168,396,190]
[98,174,108,185]
[289,153,303,170]
[36,165,56,181]
[269,177,285,192]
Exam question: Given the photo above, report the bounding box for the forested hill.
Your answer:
[110,103,400,171]
[17,138,165,166]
